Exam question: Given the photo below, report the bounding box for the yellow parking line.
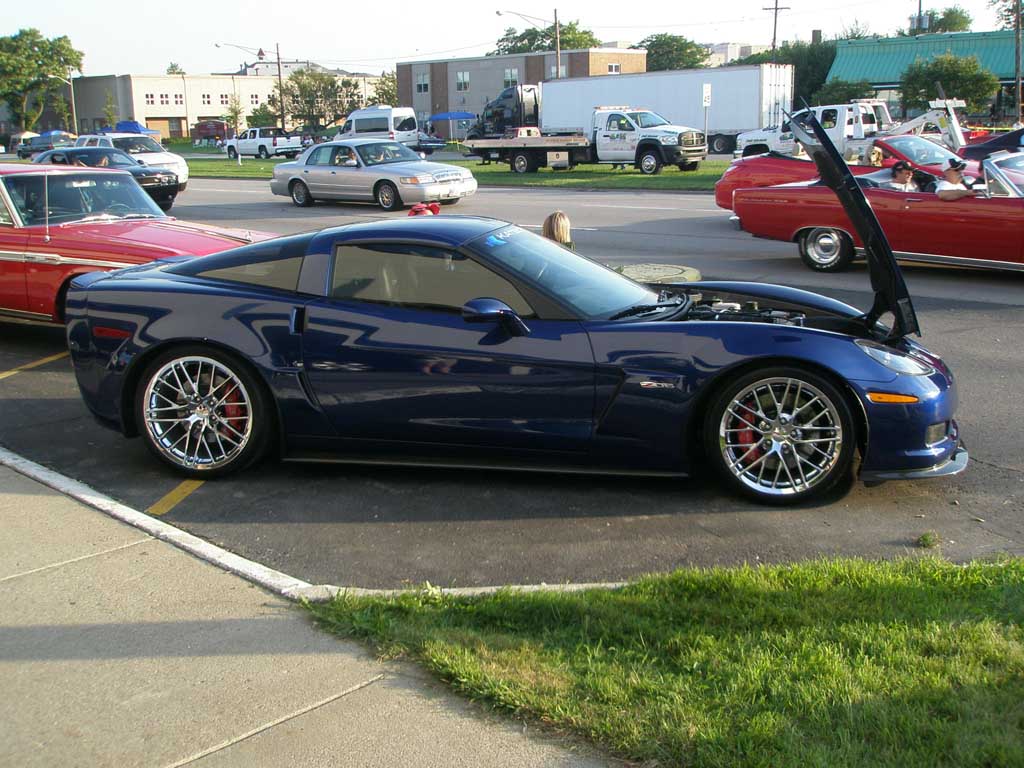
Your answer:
[147,480,205,517]
[0,351,70,381]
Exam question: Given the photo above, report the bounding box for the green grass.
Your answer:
[185,155,729,190]
[916,531,942,549]
[307,557,1024,767]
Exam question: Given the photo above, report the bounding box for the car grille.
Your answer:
[681,131,705,147]
[139,174,176,187]
[432,169,464,183]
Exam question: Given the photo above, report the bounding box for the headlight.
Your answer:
[856,340,933,375]
[400,175,435,185]
[659,135,678,145]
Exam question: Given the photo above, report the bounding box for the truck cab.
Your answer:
[735,102,894,158]
[591,107,706,171]
[467,85,539,139]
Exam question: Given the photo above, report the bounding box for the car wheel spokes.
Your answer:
[143,356,252,471]
[719,377,842,497]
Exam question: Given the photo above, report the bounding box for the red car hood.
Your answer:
[44,219,274,261]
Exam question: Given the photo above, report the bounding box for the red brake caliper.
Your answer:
[220,384,243,439]
[733,396,761,466]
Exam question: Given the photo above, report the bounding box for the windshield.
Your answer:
[112,136,164,154]
[468,225,657,319]
[627,111,670,129]
[2,172,165,225]
[991,154,1024,194]
[883,135,959,166]
[70,149,138,168]
[356,141,421,166]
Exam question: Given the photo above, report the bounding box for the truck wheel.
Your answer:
[511,152,537,174]
[798,228,854,272]
[710,135,732,154]
[258,146,270,159]
[227,147,237,159]
[638,149,662,175]
[677,161,701,172]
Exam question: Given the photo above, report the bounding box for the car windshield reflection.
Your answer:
[2,172,166,225]
[883,135,960,165]
[356,141,421,166]
[468,225,657,319]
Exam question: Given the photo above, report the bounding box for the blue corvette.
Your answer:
[66,113,966,504]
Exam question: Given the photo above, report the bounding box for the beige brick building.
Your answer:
[396,47,646,138]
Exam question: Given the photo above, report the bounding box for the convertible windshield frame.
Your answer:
[467,225,659,321]
[1,171,166,228]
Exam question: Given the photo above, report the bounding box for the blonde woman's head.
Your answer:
[542,210,571,245]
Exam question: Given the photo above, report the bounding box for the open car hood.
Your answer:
[789,111,920,339]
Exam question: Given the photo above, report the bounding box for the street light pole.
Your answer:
[276,43,286,131]
[554,9,560,79]
[47,71,78,133]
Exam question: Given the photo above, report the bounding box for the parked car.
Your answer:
[32,147,179,211]
[715,135,981,210]
[65,121,966,505]
[76,133,190,192]
[225,127,303,159]
[0,164,272,324]
[17,132,75,159]
[414,131,446,155]
[957,127,1024,162]
[732,150,1024,273]
[334,106,419,147]
[270,139,477,211]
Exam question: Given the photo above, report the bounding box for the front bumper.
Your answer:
[661,145,706,163]
[405,177,478,203]
[861,443,968,484]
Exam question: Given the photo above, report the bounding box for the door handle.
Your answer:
[303,169,309,173]
[905,198,924,202]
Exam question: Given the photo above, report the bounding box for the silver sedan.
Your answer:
[270,138,478,211]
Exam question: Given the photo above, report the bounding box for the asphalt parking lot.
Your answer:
[2,180,1022,589]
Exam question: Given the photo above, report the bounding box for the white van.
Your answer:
[335,106,419,147]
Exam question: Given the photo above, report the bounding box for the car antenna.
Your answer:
[44,172,50,243]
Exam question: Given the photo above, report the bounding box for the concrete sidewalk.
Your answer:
[0,464,612,767]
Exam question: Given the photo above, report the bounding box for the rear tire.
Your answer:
[511,151,537,174]
[703,366,855,505]
[798,228,854,272]
[710,134,733,154]
[258,146,270,159]
[290,180,313,207]
[227,147,237,159]
[135,346,273,478]
[638,149,662,175]
[677,161,701,172]
[375,181,402,211]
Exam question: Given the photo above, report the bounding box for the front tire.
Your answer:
[638,149,662,175]
[157,199,174,212]
[290,180,313,207]
[135,346,273,478]
[798,228,854,272]
[227,147,237,159]
[703,367,855,505]
[375,181,402,211]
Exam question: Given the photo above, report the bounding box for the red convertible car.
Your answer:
[0,164,272,323]
[715,135,981,210]
[732,151,1024,273]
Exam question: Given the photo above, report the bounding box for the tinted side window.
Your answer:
[172,233,314,293]
[330,243,534,317]
[394,116,416,132]
[355,117,388,133]
[820,109,838,129]
[342,120,353,133]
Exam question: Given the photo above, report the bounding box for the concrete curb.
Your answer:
[0,445,628,602]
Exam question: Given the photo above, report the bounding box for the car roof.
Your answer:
[79,132,158,139]
[0,163,129,177]
[308,216,511,252]
[322,137,415,147]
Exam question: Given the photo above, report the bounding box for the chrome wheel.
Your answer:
[291,180,311,207]
[142,356,253,471]
[799,228,853,272]
[376,182,400,210]
[718,376,844,498]
[639,152,661,174]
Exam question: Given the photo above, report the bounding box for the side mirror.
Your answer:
[461,297,530,337]
[137,159,146,166]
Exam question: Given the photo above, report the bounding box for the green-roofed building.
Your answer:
[827,30,1019,118]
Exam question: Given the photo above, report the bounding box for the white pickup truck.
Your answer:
[464,106,706,175]
[225,127,303,159]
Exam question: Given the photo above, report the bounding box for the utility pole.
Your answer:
[68,68,78,134]
[276,43,286,131]
[1016,0,1022,123]
[763,0,790,63]
[554,8,561,78]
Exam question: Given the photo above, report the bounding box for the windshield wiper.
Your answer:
[121,213,163,219]
[60,214,119,226]
[608,299,683,321]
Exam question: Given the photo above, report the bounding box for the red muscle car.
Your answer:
[732,152,1024,273]
[715,135,981,210]
[0,164,273,323]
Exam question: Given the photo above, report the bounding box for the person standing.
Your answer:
[541,210,574,250]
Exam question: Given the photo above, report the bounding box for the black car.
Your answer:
[32,147,178,211]
[958,128,1024,162]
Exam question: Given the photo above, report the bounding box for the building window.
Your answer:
[250,93,260,105]
[456,71,470,91]
[159,93,169,105]
[220,93,229,105]
[174,93,184,105]
[548,64,567,79]
[202,93,211,105]
[145,93,155,105]
[415,73,429,94]
[608,63,621,74]
[503,68,519,88]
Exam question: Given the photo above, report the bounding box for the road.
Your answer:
[1,178,1021,589]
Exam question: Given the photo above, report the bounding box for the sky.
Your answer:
[2,0,1005,77]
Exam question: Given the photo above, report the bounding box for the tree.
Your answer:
[631,34,707,71]
[990,0,1021,29]
[0,28,84,131]
[900,53,999,111]
[730,40,837,106]
[900,5,973,33]
[839,20,873,39]
[338,78,364,117]
[813,79,876,104]
[50,93,70,130]
[102,91,118,128]
[489,20,600,55]
[373,71,398,105]
[248,103,278,127]
[223,94,244,136]
[166,62,185,75]
[276,68,346,130]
